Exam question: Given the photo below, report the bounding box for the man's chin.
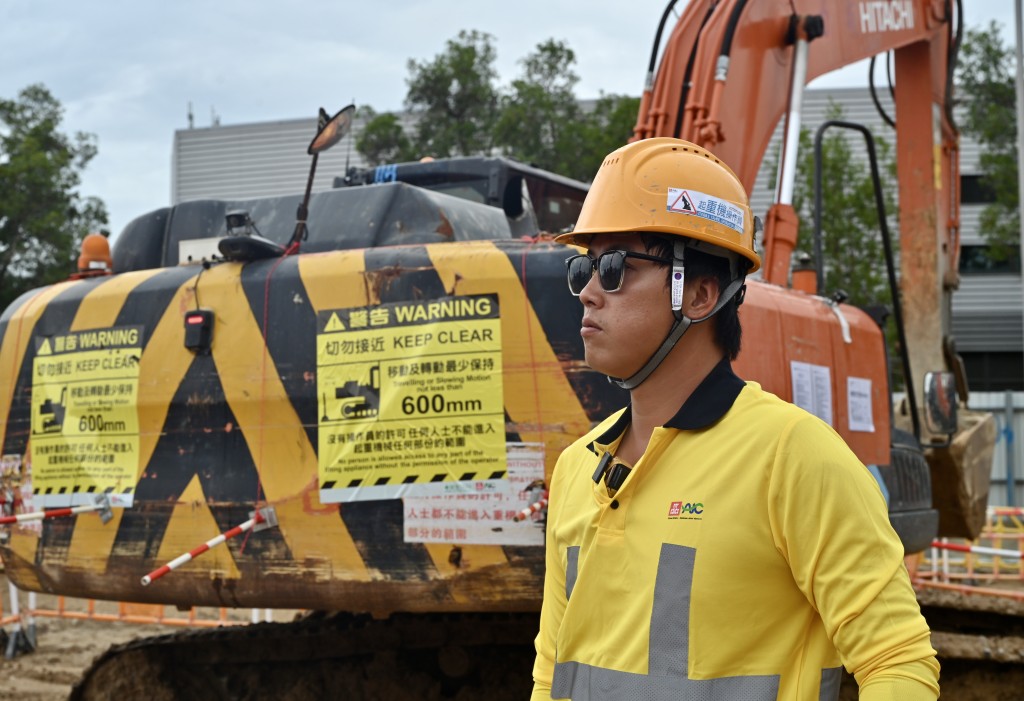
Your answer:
[584,353,632,381]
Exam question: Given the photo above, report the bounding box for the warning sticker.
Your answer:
[790,360,833,426]
[402,443,546,546]
[317,295,505,503]
[30,326,143,507]
[847,376,875,433]
[667,187,746,235]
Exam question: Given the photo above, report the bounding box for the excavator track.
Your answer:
[70,612,540,701]
[920,587,1024,663]
[69,593,1024,701]
[838,587,1024,700]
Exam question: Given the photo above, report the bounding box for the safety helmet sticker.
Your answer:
[667,188,745,235]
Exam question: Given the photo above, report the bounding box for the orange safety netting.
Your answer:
[1,579,273,631]
[913,506,1024,601]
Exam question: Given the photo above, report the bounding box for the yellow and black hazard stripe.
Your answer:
[328,470,508,490]
[0,237,624,609]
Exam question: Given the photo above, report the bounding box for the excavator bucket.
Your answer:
[927,409,997,539]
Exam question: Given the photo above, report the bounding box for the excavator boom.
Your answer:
[637,0,990,537]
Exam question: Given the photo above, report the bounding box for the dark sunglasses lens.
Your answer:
[597,251,625,292]
[567,256,593,295]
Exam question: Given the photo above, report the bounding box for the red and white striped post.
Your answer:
[4,581,35,659]
[141,507,277,586]
[0,495,112,526]
[930,540,1022,560]
[513,493,548,523]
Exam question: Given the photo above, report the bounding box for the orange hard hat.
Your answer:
[556,138,760,273]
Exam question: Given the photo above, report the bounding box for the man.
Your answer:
[531,138,939,700]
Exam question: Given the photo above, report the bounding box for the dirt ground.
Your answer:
[0,573,262,701]
[0,615,172,700]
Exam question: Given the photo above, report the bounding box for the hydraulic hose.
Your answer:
[814,120,920,443]
[672,2,719,138]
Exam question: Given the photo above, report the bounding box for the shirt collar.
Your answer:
[664,356,745,430]
[588,356,745,453]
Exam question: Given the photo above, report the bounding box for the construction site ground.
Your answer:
[0,573,279,700]
[2,572,1023,700]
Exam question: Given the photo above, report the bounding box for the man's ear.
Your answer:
[687,276,721,320]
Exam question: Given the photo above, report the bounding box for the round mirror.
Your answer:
[308,104,355,155]
[923,371,958,436]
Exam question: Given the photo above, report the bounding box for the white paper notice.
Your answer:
[790,361,833,426]
[402,442,546,546]
[847,377,875,432]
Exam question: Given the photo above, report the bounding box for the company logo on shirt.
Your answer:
[668,500,703,520]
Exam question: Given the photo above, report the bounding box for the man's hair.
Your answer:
[641,234,744,360]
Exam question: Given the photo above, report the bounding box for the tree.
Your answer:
[357,32,642,182]
[783,102,898,311]
[0,84,107,308]
[355,106,416,167]
[405,30,500,158]
[955,21,1018,261]
[494,39,640,182]
[494,39,584,177]
[767,103,903,379]
[576,93,642,181]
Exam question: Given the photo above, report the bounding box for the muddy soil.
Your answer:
[0,573,256,701]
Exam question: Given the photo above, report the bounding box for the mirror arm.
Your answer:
[291,152,320,248]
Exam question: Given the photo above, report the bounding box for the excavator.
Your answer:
[0,0,1020,697]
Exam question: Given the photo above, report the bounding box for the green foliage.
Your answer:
[404,30,500,158]
[576,93,642,180]
[355,32,641,183]
[355,106,416,167]
[955,21,1019,262]
[769,103,902,375]
[494,39,639,181]
[771,102,906,383]
[0,84,107,308]
[494,39,583,177]
[783,102,897,311]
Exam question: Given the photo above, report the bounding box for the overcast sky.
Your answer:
[0,1,1015,240]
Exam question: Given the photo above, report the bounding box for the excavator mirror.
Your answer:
[923,371,958,437]
[308,104,355,156]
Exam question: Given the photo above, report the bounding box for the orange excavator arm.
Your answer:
[636,0,960,425]
[635,1,955,187]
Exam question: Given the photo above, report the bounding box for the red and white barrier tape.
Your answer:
[513,495,548,523]
[141,507,277,586]
[930,540,1022,560]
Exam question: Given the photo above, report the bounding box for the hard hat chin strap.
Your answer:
[609,248,747,390]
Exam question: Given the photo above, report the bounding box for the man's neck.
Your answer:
[616,333,725,465]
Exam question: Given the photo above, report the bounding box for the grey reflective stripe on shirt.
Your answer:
[552,543,781,700]
[649,543,694,676]
[565,546,580,600]
[552,661,780,700]
[819,667,842,701]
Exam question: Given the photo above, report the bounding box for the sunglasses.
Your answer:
[565,250,672,296]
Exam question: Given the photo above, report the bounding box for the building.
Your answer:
[172,114,371,205]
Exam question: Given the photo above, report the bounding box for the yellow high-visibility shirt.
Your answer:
[532,359,939,700]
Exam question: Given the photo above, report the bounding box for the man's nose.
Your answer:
[577,269,604,305]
